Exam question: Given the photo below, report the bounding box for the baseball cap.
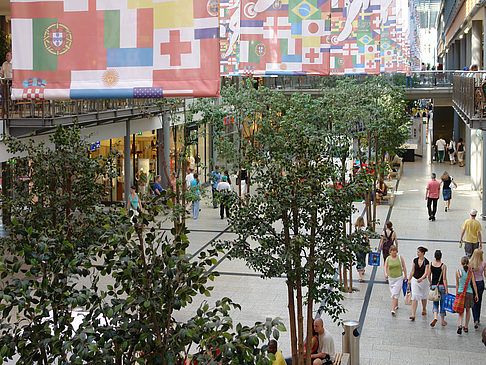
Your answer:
[470,209,478,216]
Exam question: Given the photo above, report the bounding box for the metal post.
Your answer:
[453,110,460,144]
[482,131,486,220]
[465,126,471,176]
[342,320,360,365]
[124,120,131,205]
[158,113,171,189]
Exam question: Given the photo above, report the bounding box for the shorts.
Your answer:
[465,292,475,309]
[442,188,451,201]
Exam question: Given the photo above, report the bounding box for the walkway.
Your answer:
[177,154,486,364]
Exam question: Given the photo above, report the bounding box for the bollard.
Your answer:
[342,320,360,365]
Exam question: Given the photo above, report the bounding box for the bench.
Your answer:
[379,184,395,206]
[333,352,350,365]
[389,157,403,181]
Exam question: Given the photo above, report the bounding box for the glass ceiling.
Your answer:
[415,0,441,29]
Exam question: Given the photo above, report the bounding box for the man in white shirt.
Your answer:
[216,176,231,219]
[312,318,335,365]
[1,52,12,79]
[185,167,194,189]
[435,136,447,163]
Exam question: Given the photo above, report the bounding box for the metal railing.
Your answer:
[408,71,454,88]
[453,74,475,118]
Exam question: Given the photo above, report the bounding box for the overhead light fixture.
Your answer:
[464,26,470,34]
[459,34,464,39]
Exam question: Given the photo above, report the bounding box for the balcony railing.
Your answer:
[452,71,486,129]
[407,71,454,88]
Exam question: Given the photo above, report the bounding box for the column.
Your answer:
[455,40,461,70]
[472,20,482,68]
[460,36,467,69]
[158,113,171,189]
[465,125,471,176]
[454,110,460,143]
[465,32,471,68]
[483,132,486,219]
[124,120,131,205]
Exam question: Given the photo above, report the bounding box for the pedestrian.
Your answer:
[216,176,231,219]
[428,250,449,327]
[440,171,457,212]
[425,173,440,221]
[185,167,195,214]
[354,216,369,282]
[408,247,430,321]
[456,256,479,334]
[375,178,388,205]
[267,339,286,365]
[384,245,407,316]
[379,221,398,264]
[224,170,232,185]
[238,168,248,196]
[190,173,201,220]
[435,136,447,163]
[152,175,163,196]
[210,165,221,208]
[459,209,482,258]
[457,138,465,167]
[126,186,143,223]
[470,248,486,329]
[447,137,456,165]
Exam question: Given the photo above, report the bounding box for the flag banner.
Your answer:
[221,0,419,76]
[11,0,220,100]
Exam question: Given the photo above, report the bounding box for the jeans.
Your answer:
[427,197,438,218]
[192,200,200,219]
[406,76,414,88]
[472,280,484,323]
[432,284,446,317]
[438,150,445,162]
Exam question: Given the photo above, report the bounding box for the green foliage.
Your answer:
[0,125,283,364]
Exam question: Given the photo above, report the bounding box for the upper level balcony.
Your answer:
[452,71,486,130]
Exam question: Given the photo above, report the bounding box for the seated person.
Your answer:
[304,319,319,357]
[267,339,286,365]
[312,318,335,365]
[375,179,388,204]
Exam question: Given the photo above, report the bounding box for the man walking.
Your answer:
[435,136,447,163]
[152,175,163,196]
[210,165,221,208]
[459,209,482,258]
[216,176,231,219]
[425,173,440,221]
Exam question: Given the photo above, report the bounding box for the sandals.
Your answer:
[409,316,415,321]
[474,322,479,329]
[422,311,427,316]
[457,326,462,334]
[430,319,437,327]
[441,321,448,326]
[464,327,469,333]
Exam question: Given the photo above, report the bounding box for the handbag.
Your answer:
[428,266,444,301]
[452,270,472,314]
[404,284,412,305]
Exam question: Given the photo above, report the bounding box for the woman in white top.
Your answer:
[408,247,430,320]
[447,138,456,165]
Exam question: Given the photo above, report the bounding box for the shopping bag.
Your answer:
[368,252,380,266]
[444,294,456,313]
[452,293,465,314]
[402,279,408,296]
[404,288,412,305]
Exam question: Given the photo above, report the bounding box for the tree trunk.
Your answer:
[296,269,304,365]
[283,211,298,364]
[305,211,317,365]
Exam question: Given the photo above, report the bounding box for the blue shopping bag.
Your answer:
[402,279,409,296]
[368,252,381,266]
[444,293,456,313]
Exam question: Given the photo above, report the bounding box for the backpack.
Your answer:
[383,229,394,254]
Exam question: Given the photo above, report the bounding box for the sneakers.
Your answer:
[445,207,448,212]
[391,310,396,316]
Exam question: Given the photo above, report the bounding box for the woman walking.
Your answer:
[470,249,486,329]
[190,173,201,220]
[456,256,479,334]
[447,137,456,165]
[354,216,369,282]
[428,250,448,327]
[379,221,398,264]
[126,186,143,222]
[457,138,465,167]
[384,245,407,315]
[440,171,457,212]
[408,247,430,321]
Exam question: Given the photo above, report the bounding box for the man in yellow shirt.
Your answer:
[268,340,286,365]
[459,209,482,258]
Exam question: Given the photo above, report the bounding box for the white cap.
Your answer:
[470,209,478,216]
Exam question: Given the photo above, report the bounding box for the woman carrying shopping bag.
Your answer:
[384,245,407,316]
[408,247,430,321]
[428,250,449,327]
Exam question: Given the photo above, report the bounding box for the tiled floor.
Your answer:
[176,149,486,363]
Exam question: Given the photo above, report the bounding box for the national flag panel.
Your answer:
[11,0,219,100]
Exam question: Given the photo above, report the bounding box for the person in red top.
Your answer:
[426,173,441,221]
